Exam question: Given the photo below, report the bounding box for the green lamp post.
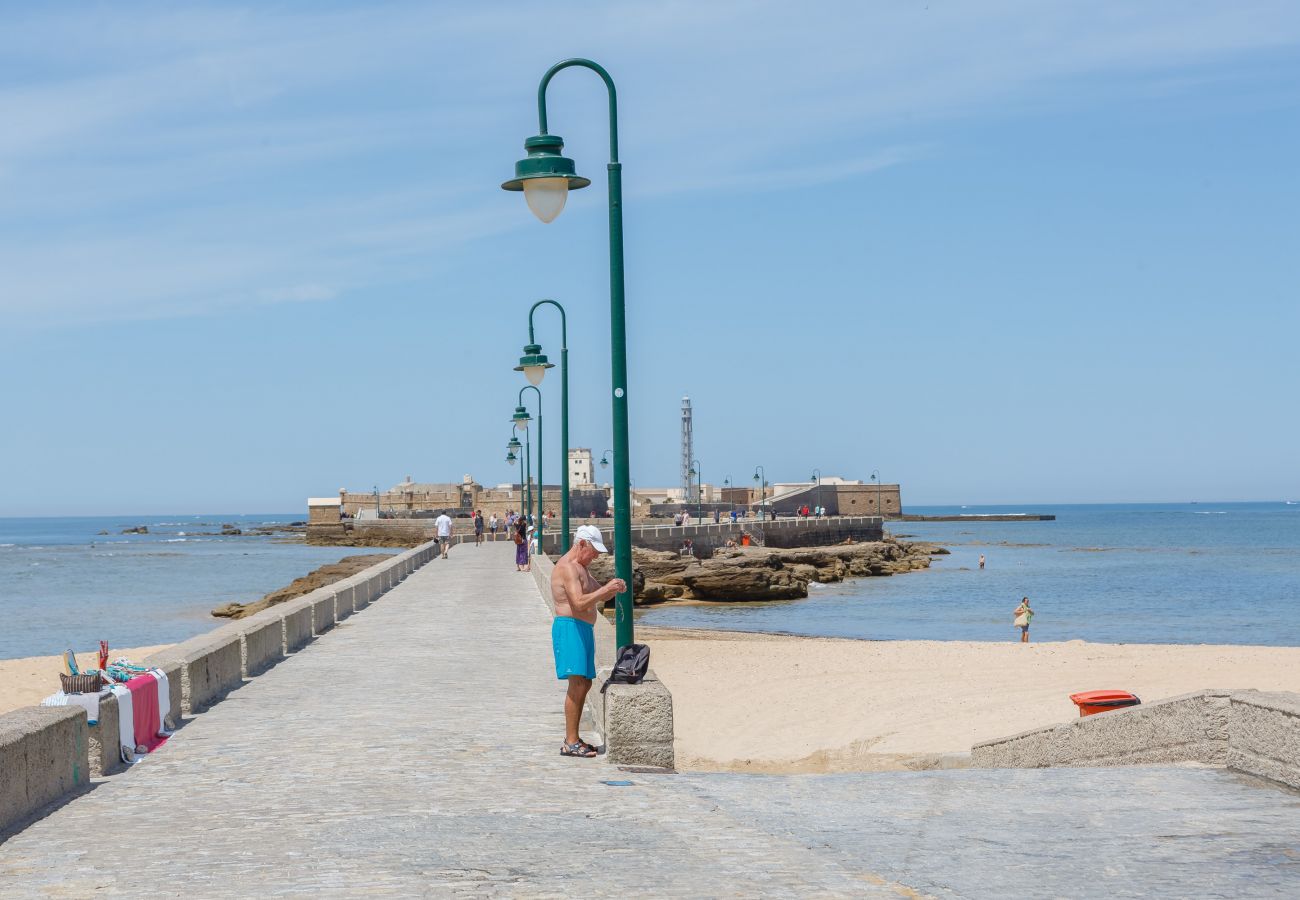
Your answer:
[513,385,544,544]
[516,299,570,552]
[373,485,380,519]
[753,466,767,521]
[871,468,882,517]
[810,468,822,517]
[504,58,635,648]
[507,432,529,516]
[689,459,702,522]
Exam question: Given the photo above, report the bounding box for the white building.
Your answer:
[568,448,595,486]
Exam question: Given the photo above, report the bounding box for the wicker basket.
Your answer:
[59,672,103,694]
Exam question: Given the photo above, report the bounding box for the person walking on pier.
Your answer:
[513,517,529,572]
[474,511,484,547]
[551,525,626,758]
[435,511,453,559]
[488,513,499,541]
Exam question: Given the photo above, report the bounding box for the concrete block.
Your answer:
[0,706,89,836]
[87,693,124,778]
[308,589,336,634]
[281,599,314,653]
[232,615,284,678]
[140,654,184,731]
[602,677,676,768]
[173,632,244,714]
[1228,691,1300,790]
[353,578,372,610]
[334,585,355,620]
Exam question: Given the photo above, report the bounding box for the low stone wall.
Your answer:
[1,540,437,841]
[530,555,675,769]
[0,707,89,839]
[1227,692,1300,790]
[541,514,885,556]
[972,688,1300,790]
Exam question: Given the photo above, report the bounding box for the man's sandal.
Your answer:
[560,741,598,758]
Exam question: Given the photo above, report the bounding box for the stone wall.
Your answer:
[542,514,885,556]
[972,688,1300,791]
[530,555,675,769]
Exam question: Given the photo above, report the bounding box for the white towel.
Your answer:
[151,669,172,733]
[109,684,136,763]
[41,690,106,725]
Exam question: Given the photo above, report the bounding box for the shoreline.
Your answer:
[641,625,1300,774]
[0,644,170,717]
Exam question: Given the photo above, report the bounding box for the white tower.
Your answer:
[680,396,694,501]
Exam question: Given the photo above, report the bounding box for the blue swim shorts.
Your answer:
[552,616,596,680]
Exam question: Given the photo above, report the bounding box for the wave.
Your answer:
[1193,511,1227,515]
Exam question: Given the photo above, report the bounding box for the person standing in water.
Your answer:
[979,554,986,570]
[1013,597,1033,643]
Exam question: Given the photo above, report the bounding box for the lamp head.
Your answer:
[505,451,517,466]
[599,455,609,469]
[511,405,531,430]
[502,134,591,223]
[507,436,522,453]
[514,343,554,386]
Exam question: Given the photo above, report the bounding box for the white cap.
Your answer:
[574,524,608,553]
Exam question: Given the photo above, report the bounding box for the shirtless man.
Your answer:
[551,524,626,758]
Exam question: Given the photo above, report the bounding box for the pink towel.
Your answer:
[125,674,168,753]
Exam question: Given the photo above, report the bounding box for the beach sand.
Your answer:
[642,626,1300,773]
[0,645,170,717]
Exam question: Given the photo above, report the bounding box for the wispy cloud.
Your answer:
[1,0,1297,328]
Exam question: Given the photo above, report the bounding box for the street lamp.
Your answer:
[689,459,702,522]
[871,468,882,517]
[508,431,530,516]
[513,385,544,543]
[516,298,570,551]
[810,468,822,517]
[753,466,767,521]
[504,58,635,648]
[373,485,380,519]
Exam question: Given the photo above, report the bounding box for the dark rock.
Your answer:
[121,526,148,535]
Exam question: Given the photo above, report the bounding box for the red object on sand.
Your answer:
[125,674,168,753]
[1070,690,1142,717]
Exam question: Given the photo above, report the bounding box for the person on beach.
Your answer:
[1014,597,1033,643]
[513,517,529,571]
[474,510,484,546]
[551,524,626,758]
[979,554,986,570]
[435,511,453,559]
[488,513,499,541]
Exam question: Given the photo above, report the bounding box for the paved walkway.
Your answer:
[3,543,1299,897]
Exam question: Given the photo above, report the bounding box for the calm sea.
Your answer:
[0,515,379,659]
[636,502,1300,646]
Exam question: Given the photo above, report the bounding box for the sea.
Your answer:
[636,502,1300,646]
[0,515,378,659]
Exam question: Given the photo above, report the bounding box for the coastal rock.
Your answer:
[212,554,394,619]
[121,526,148,535]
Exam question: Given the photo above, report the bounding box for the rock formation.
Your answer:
[211,553,395,619]
[587,538,947,604]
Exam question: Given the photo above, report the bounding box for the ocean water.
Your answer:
[0,515,381,659]
[635,502,1300,646]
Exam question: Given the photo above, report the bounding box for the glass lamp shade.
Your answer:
[506,452,517,466]
[522,178,569,223]
[599,456,609,468]
[511,406,531,430]
[515,345,553,386]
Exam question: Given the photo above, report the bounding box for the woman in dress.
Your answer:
[1013,597,1033,643]
[514,517,529,572]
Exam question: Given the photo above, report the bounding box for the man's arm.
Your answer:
[555,562,625,616]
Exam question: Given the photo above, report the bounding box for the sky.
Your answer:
[1,0,1298,516]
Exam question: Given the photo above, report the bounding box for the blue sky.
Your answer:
[1,1,1298,516]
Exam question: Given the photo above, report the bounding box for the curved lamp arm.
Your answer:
[538,58,618,162]
[527,299,567,350]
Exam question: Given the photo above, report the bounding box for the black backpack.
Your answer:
[600,643,650,693]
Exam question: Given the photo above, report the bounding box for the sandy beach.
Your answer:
[644,626,1300,773]
[0,645,169,717]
